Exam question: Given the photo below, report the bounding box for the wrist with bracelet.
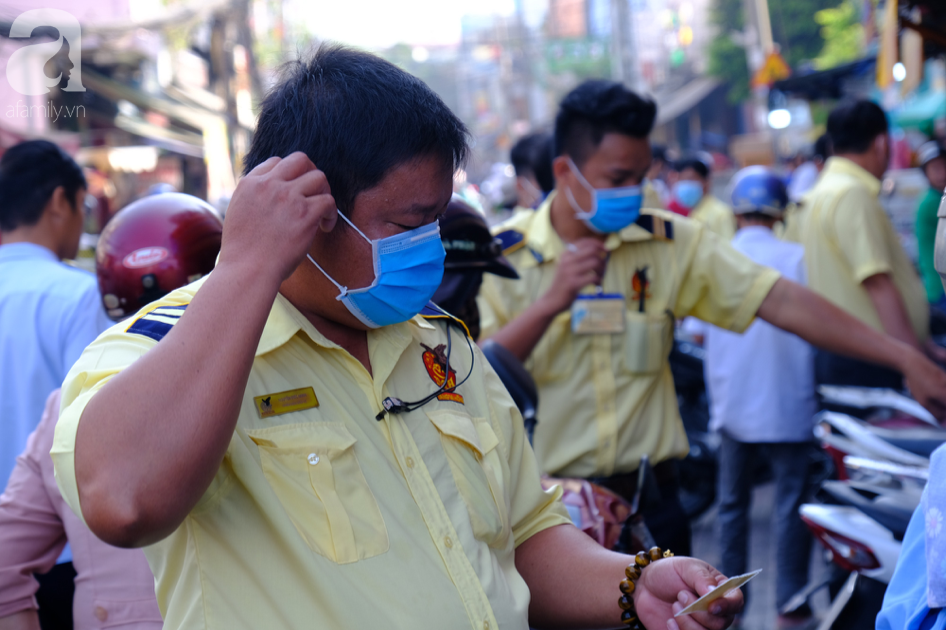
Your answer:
[618,546,674,629]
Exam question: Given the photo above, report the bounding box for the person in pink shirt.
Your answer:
[0,390,162,630]
[0,193,223,630]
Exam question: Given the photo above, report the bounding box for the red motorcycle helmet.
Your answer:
[96,192,223,320]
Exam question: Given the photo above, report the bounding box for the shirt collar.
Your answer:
[255,291,433,357]
[824,157,882,197]
[0,242,59,263]
[523,191,657,266]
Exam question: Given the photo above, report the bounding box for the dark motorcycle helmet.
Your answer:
[96,192,223,320]
[433,196,519,339]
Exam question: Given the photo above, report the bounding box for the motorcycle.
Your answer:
[783,390,946,630]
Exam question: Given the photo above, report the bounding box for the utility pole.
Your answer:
[610,0,641,91]
[753,0,774,54]
[741,0,774,133]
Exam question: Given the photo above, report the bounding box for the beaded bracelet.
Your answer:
[618,546,674,629]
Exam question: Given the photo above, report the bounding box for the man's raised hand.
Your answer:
[218,152,337,285]
[541,238,609,315]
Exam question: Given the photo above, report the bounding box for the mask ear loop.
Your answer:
[306,210,375,301]
[564,156,597,219]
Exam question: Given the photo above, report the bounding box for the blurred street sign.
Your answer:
[751,51,791,88]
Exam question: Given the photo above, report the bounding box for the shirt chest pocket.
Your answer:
[426,410,511,548]
[621,310,674,374]
[247,423,388,564]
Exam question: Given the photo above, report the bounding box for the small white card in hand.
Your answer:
[674,569,761,617]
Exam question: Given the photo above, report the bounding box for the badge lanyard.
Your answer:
[375,305,476,420]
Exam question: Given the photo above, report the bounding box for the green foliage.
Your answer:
[708,36,751,104]
[710,0,744,32]
[769,0,826,67]
[707,0,828,104]
[814,0,865,69]
[706,0,748,103]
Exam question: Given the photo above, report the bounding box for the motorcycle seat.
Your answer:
[821,480,917,540]
[865,425,946,458]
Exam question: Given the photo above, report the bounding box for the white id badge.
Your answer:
[571,294,626,334]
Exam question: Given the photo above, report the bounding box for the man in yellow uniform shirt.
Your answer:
[671,156,735,239]
[50,47,744,630]
[479,80,946,555]
[799,100,946,388]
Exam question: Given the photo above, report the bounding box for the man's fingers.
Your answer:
[271,151,317,181]
[294,168,332,198]
[671,606,731,630]
[308,196,338,233]
[247,156,281,177]
[677,561,726,599]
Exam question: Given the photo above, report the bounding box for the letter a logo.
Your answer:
[6,9,85,96]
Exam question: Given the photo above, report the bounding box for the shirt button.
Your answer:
[405,456,415,469]
[483,622,490,630]
[94,606,108,622]
[307,453,320,465]
[444,536,453,548]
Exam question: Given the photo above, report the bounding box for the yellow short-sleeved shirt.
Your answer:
[478,194,780,478]
[688,194,736,241]
[800,157,929,341]
[52,279,570,630]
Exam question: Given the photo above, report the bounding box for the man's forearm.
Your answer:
[482,296,562,362]
[516,524,629,629]
[757,278,916,374]
[862,273,923,350]
[0,611,40,630]
[75,261,281,547]
[517,525,739,630]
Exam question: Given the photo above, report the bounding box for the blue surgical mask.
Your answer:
[308,212,446,328]
[673,180,704,210]
[564,157,642,233]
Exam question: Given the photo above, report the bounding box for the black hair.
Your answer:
[533,134,555,193]
[738,211,779,223]
[244,45,470,213]
[674,157,710,179]
[813,133,832,161]
[510,132,555,194]
[554,80,657,165]
[511,133,542,177]
[0,140,86,232]
[827,100,888,155]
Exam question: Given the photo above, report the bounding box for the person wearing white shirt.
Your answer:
[0,140,110,630]
[688,167,817,630]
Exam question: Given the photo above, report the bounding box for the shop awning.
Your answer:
[891,90,946,134]
[773,57,876,100]
[655,77,721,126]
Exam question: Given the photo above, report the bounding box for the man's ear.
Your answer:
[552,155,572,188]
[875,133,889,159]
[45,186,71,223]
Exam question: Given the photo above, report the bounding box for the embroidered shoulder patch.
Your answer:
[125,304,188,342]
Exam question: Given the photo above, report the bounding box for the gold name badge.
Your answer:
[571,295,626,334]
[254,387,319,419]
